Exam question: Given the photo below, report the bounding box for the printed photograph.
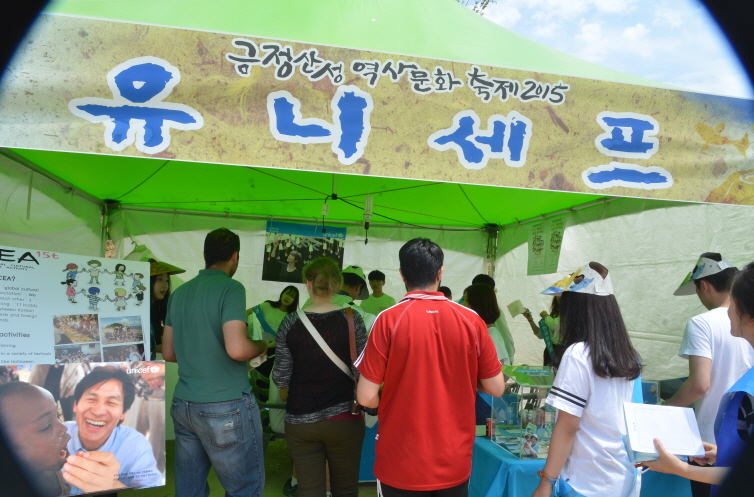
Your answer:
[52,314,100,344]
[0,362,167,495]
[100,316,144,345]
[103,343,145,362]
[54,342,102,364]
[262,221,346,283]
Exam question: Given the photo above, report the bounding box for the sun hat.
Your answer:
[674,253,734,296]
[542,262,613,296]
[341,265,369,300]
[149,260,186,277]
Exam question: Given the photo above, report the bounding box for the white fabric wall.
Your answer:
[0,155,102,254]
[110,208,487,307]
[493,199,754,381]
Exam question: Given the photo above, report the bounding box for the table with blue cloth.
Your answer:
[470,437,692,497]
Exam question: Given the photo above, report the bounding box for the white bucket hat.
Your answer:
[542,262,614,296]
[674,254,734,296]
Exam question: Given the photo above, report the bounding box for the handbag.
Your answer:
[297,308,376,416]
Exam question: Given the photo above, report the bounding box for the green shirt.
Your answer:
[166,269,250,402]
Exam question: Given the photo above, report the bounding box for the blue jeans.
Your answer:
[171,393,265,497]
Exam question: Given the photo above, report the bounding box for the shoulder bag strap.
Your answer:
[346,307,357,364]
[297,309,354,380]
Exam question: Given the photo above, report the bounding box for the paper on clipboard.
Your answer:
[623,403,704,459]
[507,300,527,318]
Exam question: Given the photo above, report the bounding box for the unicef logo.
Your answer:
[127,365,162,374]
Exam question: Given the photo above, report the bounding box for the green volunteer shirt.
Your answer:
[166,269,250,402]
[360,293,397,315]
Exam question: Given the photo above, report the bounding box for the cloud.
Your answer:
[533,22,560,38]
[484,3,523,28]
[592,0,639,14]
[654,6,683,28]
[575,22,609,62]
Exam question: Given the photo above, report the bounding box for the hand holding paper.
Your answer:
[507,300,526,318]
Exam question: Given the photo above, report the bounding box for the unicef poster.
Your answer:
[0,362,166,495]
[0,245,150,365]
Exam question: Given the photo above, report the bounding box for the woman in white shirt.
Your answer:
[533,262,642,497]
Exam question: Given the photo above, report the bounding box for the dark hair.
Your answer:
[342,271,366,289]
[556,291,641,380]
[288,250,302,263]
[550,296,560,318]
[438,286,452,299]
[399,238,444,289]
[731,261,754,322]
[61,278,75,286]
[368,270,386,282]
[149,260,170,347]
[73,366,135,413]
[0,382,38,415]
[472,274,495,289]
[204,228,240,268]
[693,253,738,293]
[115,263,126,272]
[464,284,500,325]
[268,285,300,313]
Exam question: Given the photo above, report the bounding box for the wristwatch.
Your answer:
[537,470,557,485]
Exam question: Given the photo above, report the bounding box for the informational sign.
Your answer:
[527,221,546,276]
[1,15,754,205]
[528,216,567,276]
[0,245,150,364]
[543,215,567,275]
[0,362,166,495]
[263,221,346,283]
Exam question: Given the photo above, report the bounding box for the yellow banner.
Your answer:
[1,14,753,204]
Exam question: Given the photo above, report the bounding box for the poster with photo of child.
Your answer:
[262,221,346,283]
[0,245,150,365]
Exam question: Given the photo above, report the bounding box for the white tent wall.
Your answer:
[109,207,488,439]
[0,154,102,255]
[493,198,754,381]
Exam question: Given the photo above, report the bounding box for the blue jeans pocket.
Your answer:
[199,408,243,449]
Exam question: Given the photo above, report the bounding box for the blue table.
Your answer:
[470,438,692,497]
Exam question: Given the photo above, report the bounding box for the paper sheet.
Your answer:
[624,403,704,456]
[507,300,526,318]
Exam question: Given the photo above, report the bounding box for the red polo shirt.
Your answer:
[355,291,501,490]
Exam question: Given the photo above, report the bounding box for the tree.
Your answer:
[457,0,495,15]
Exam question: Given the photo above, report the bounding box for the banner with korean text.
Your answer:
[1,14,753,205]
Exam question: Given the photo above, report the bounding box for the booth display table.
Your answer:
[470,437,691,497]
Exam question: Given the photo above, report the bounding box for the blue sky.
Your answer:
[474,0,753,99]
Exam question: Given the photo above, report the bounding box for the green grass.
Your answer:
[120,439,378,497]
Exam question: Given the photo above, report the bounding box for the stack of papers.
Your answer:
[623,402,705,462]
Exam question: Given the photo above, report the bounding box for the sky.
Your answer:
[471,0,753,99]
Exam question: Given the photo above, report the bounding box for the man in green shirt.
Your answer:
[163,228,267,497]
[361,270,397,316]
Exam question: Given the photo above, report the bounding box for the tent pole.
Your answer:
[0,148,104,207]
[496,196,625,230]
[118,205,484,232]
[485,224,499,277]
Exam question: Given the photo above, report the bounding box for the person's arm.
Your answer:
[522,309,542,337]
[665,355,711,407]
[478,371,506,397]
[223,320,267,361]
[531,410,581,497]
[641,438,727,485]
[162,325,176,362]
[356,375,381,408]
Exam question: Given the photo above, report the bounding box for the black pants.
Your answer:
[378,479,469,497]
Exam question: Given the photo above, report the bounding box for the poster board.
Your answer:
[0,362,166,495]
[263,221,346,283]
[0,245,151,365]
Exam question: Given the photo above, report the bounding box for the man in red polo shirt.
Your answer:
[356,238,505,497]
